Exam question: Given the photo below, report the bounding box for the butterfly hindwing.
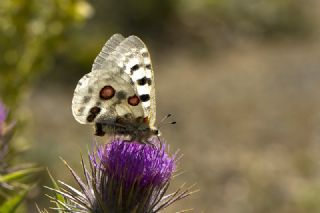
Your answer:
[72,61,144,125]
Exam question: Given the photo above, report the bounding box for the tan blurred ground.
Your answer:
[3,0,315,212]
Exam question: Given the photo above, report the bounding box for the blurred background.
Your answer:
[1,0,320,212]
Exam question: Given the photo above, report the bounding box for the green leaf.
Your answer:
[0,187,30,213]
[47,168,65,212]
[0,167,41,183]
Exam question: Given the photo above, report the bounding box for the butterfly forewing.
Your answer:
[106,36,156,127]
[127,36,157,127]
[92,34,125,70]
[72,62,144,124]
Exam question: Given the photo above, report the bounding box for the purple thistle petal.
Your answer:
[96,138,176,190]
[0,102,6,125]
[0,102,7,135]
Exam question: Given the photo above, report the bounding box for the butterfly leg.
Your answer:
[94,123,105,136]
[145,139,157,147]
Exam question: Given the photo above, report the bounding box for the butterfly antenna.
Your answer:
[158,114,176,130]
[160,113,172,123]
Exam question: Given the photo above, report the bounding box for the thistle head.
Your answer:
[45,138,194,213]
[95,138,175,190]
[90,138,179,212]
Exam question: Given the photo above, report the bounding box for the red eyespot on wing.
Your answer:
[143,117,149,124]
[100,85,115,100]
[128,95,140,106]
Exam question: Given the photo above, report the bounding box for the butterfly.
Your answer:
[71,34,159,143]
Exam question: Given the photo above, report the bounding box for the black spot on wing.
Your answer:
[131,64,139,73]
[87,106,101,122]
[120,66,125,74]
[86,114,96,122]
[89,106,101,115]
[139,94,150,102]
[146,64,151,69]
[83,96,91,103]
[137,77,146,85]
[137,77,152,86]
[116,90,127,100]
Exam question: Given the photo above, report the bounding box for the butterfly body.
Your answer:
[95,120,158,142]
[72,34,159,143]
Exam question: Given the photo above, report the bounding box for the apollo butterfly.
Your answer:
[71,34,159,142]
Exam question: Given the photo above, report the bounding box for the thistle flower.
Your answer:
[46,138,195,212]
[0,102,10,172]
[96,138,175,190]
[0,101,38,211]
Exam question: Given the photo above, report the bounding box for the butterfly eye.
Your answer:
[99,85,115,100]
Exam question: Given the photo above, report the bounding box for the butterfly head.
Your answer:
[151,127,161,137]
[142,127,161,144]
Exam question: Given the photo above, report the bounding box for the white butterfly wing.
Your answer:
[92,34,125,70]
[127,36,156,127]
[107,35,157,127]
[72,34,156,127]
[72,62,144,124]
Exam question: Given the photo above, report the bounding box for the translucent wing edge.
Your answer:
[92,34,125,70]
